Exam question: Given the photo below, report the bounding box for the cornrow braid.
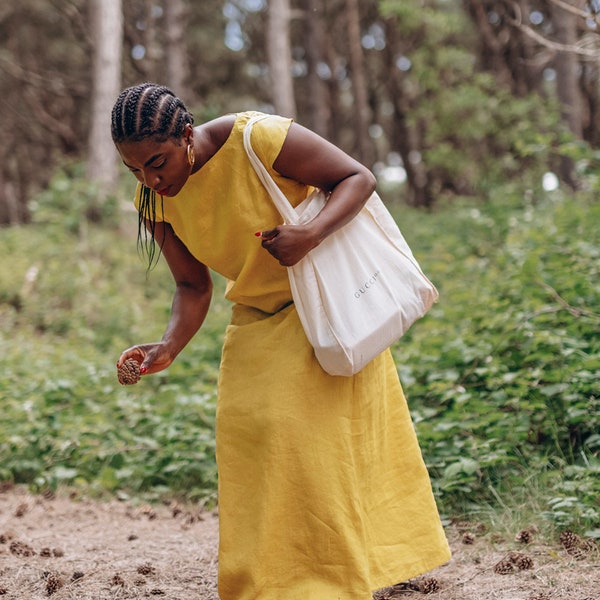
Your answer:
[111,82,193,143]
[111,83,195,270]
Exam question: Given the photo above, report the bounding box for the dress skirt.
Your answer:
[216,303,451,600]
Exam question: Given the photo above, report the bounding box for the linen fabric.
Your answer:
[134,112,451,599]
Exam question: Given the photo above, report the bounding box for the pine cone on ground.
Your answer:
[376,581,420,598]
[565,545,586,560]
[118,358,141,385]
[494,558,514,574]
[418,577,440,594]
[45,573,64,596]
[9,540,36,557]
[559,530,580,550]
[511,552,534,570]
[580,537,598,554]
[137,563,155,576]
[559,530,591,559]
[515,527,535,544]
[0,532,12,544]
[462,531,476,544]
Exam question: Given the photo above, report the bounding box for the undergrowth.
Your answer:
[391,190,599,536]
[0,170,598,536]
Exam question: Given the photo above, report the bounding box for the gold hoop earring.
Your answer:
[187,144,195,168]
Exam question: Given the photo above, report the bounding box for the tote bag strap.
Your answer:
[243,115,301,225]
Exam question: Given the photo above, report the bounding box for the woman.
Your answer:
[112,83,450,599]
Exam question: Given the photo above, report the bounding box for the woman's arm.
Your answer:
[259,122,377,266]
[117,220,213,375]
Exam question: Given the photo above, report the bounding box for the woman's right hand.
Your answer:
[117,342,175,376]
[116,222,212,380]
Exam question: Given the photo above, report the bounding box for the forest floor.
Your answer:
[0,484,598,600]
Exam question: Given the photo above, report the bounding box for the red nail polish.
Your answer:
[140,366,147,374]
[254,231,262,237]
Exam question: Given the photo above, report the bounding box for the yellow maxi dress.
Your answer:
[137,112,451,599]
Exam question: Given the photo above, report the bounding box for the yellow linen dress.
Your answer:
[136,112,451,599]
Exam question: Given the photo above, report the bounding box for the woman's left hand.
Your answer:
[258,224,318,266]
[257,121,376,267]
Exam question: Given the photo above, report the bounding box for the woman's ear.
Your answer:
[183,123,194,145]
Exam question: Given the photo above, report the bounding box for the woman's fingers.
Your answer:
[259,225,316,266]
[116,343,171,375]
[117,346,147,369]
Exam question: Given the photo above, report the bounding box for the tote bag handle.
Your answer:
[242,115,303,226]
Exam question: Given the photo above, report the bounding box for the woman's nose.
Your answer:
[144,171,160,189]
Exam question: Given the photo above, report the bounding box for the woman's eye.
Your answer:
[152,160,165,169]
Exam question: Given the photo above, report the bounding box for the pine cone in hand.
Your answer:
[118,358,141,385]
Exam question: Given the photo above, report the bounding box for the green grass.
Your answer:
[1,173,598,535]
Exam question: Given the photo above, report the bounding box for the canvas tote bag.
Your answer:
[243,115,438,376]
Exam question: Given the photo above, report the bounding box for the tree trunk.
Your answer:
[345,0,374,166]
[551,0,583,188]
[465,0,547,96]
[581,62,600,146]
[86,0,123,197]
[302,0,330,137]
[323,35,344,148]
[383,17,433,207]
[164,0,189,98]
[552,5,583,138]
[464,0,514,88]
[267,0,297,118]
[0,150,27,225]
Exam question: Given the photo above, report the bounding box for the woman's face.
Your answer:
[116,131,192,197]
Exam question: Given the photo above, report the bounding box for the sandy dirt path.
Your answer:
[0,486,598,599]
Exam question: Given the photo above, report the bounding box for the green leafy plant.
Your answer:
[1,171,598,534]
[392,191,599,532]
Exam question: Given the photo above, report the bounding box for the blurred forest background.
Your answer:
[3,0,600,218]
[0,0,598,536]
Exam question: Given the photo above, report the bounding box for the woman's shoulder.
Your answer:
[198,114,237,152]
[195,112,265,158]
[195,112,292,166]
[200,111,288,138]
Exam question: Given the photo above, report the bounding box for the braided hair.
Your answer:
[111,83,194,269]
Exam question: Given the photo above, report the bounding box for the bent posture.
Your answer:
[112,83,450,600]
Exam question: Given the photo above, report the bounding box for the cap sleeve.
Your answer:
[248,114,293,175]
